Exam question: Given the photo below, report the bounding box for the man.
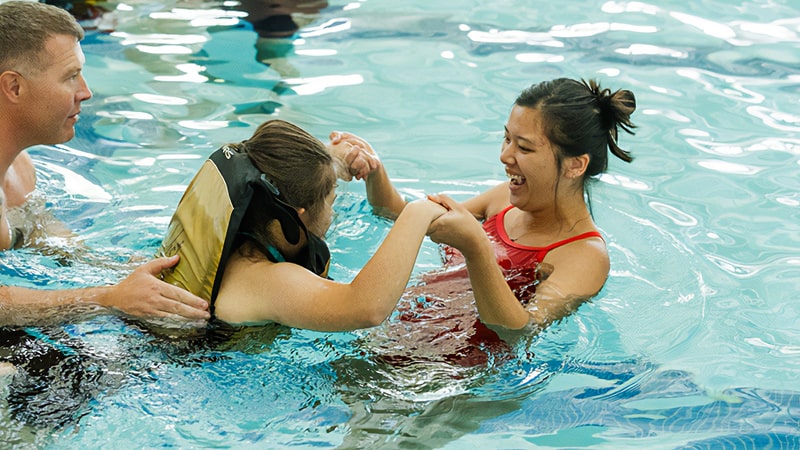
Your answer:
[0,1,209,325]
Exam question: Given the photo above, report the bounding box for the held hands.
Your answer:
[425,194,485,251]
[108,255,210,323]
[407,196,449,227]
[328,131,381,181]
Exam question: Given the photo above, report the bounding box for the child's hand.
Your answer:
[327,131,381,181]
[425,194,484,250]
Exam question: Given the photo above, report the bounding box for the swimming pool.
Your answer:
[1,0,798,448]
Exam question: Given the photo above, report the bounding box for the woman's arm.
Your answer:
[328,131,408,219]
[459,245,606,330]
[0,255,210,326]
[526,238,609,325]
[428,194,531,329]
[429,194,610,329]
[215,198,447,330]
[329,131,511,223]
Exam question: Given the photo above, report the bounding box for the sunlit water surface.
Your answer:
[1,0,798,448]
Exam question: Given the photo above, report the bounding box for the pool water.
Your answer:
[1,0,799,448]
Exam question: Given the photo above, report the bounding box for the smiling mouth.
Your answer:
[507,171,526,186]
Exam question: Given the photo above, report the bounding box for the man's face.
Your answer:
[21,34,92,146]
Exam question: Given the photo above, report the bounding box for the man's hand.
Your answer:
[108,255,210,322]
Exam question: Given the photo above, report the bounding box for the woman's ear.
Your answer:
[565,154,590,179]
[295,207,309,227]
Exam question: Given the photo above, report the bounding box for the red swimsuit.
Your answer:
[388,205,604,367]
[434,205,603,302]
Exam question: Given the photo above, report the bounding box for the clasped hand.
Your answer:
[425,194,484,252]
[328,131,381,180]
[328,131,484,253]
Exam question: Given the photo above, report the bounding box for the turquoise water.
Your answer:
[1,0,799,448]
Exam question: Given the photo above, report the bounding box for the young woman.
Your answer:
[159,119,446,331]
[331,77,637,333]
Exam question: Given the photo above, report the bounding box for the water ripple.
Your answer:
[6,1,799,448]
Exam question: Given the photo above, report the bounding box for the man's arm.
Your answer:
[0,255,210,326]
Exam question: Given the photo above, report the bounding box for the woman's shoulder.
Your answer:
[214,253,308,324]
[540,231,609,301]
[464,182,509,220]
[544,228,608,268]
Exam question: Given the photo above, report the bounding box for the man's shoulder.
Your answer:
[4,150,37,207]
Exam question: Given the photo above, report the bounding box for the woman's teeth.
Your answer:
[508,174,526,185]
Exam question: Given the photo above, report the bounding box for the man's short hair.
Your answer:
[0,1,84,75]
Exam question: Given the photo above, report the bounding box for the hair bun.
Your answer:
[584,79,636,163]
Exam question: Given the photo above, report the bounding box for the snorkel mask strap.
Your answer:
[253,174,331,277]
[252,174,302,245]
[209,143,331,283]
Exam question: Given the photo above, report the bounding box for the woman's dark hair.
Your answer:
[229,120,336,257]
[515,78,636,187]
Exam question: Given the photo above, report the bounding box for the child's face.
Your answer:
[299,187,337,238]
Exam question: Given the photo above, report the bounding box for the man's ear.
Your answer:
[0,71,23,102]
[565,154,590,179]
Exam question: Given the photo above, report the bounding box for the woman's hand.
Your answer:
[425,194,485,251]
[407,196,449,225]
[328,131,382,181]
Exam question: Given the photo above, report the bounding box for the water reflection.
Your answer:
[9,0,800,447]
[237,0,330,38]
[0,327,125,430]
[232,0,331,74]
[45,0,115,30]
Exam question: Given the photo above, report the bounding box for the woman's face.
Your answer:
[500,105,561,212]
[300,187,337,238]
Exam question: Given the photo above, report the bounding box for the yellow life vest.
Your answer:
[158,145,330,305]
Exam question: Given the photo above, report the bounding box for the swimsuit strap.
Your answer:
[497,205,604,255]
[540,231,604,253]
